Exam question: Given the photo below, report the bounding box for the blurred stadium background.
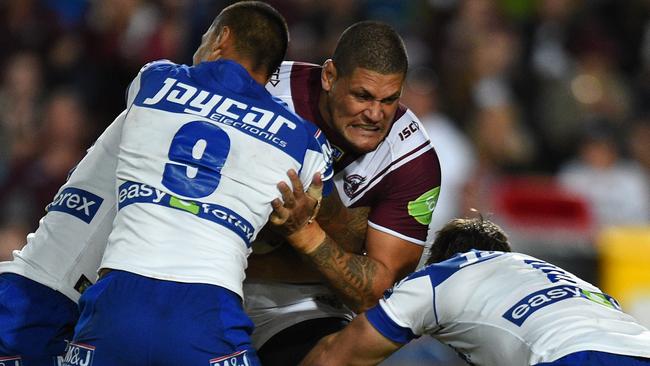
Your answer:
[0,0,648,364]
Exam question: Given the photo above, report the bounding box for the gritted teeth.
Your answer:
[353,125,380,131]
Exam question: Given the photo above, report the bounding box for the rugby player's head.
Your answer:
[426,217,511,265]
[193,1,289,81]
[320,21,408,154]
[332,21,408,78]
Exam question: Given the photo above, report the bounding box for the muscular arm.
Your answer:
[315,187,368,254]
[299,313,402,366]
[264,172,425,312]
[246,181,367,282]
[289,221,423,313]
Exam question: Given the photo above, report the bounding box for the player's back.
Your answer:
[102,59,331,297]
[403,251,650,364]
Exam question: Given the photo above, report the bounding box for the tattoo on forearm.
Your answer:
[309,234,378,311]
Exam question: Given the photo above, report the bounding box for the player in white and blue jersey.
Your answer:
[0,111,125,366]
[64,2,332,366]
[301,218,650,366]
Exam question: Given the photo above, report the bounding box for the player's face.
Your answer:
[321,62,404,153]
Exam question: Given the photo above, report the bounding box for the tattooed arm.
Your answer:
[315,187,368,254]
[247,174,368,283]
[277,184,420,312]
[270,172,423,313]
[287,221,422,313]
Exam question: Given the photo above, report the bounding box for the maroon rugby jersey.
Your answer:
[267,61,441,244]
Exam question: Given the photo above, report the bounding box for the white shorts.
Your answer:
[243,281,354,349]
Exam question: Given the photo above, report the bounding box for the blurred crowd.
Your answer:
[0,0,648,260]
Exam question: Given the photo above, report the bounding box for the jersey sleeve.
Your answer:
[125,59,176,107]
[366,110,442,244]
[300,124,334,197]
[6,110,127,302]
[52,110,126,213]
[365,269,436,343]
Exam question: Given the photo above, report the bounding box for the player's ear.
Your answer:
[208,26,232,61]
[321,59,337,92]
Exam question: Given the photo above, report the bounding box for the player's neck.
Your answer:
[226,57,268,86]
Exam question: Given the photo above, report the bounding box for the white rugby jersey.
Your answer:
[101,60,332,297]
[266,61,442,245]
[244,62,443,349]
[367,251,650,365]
[0,111,126,302]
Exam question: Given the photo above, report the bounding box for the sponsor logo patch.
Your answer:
[407,187,440,225]
[55,341,70,366]
[503,285,621,326]
[61,343,94,366]
[138,77,297,150]
[209,350,250,366]
[0,356,22,366]
[46,188,103,224]
[118,181,254,245]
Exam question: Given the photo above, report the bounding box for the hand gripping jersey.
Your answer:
[244,61,442,348]
[100,60,332,297]
[367,251,650,366]
[0,111,126,302]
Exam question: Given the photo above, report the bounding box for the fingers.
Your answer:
[306,172,323,201]
[276,180,295,208]
[286,169,304,195]
[269,198,288,225]
[278,170,322,208]
[279,169,319,199]
[269,169,326,236]
[270,169,321,227]
[270,171,298,225]
[209,48,222,61]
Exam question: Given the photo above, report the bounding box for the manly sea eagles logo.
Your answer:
[343,174,366,197]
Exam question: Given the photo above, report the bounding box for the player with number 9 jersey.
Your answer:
[101,59,331,295]
[68,54,331,366]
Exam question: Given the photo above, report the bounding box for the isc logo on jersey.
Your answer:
[46,188,103,224]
